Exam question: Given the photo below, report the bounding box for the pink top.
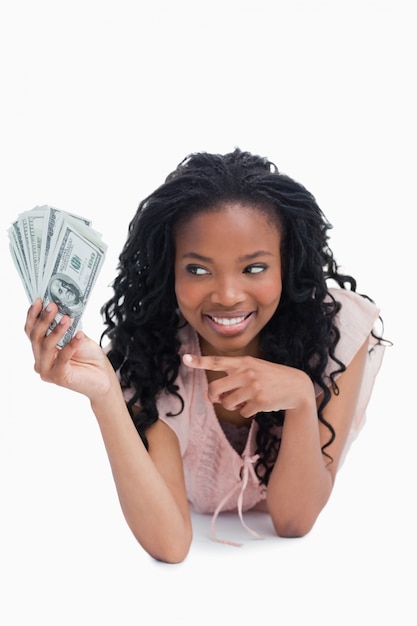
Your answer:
[126,288,385,544]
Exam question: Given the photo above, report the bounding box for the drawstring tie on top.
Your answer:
[210,453,265,547]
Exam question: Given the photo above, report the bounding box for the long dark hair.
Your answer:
[101,148,360,484]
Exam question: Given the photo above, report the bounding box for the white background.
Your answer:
[0,1,415,624]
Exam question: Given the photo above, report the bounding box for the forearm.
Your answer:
[91,388,192,562]
[24,304,190,561]
[266,396,333,537]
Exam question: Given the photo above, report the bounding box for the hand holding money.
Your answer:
[8,205,107,347]
[24,299,120,401]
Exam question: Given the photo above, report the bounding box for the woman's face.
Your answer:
[174,202,283,357]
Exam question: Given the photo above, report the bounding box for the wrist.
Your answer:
[288,371,316,416]
[90,382,126,419]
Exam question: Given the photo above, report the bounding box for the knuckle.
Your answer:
[252,378,261,392]
[222,396,234,410]
[38,369,50,383]
[211,355,223,369]
[24,320,35,338]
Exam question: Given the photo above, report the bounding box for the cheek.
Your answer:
[174,277,197,309]
[174,269,185,301]
[258,276,282,307]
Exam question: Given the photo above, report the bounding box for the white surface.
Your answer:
[1,1,415,624]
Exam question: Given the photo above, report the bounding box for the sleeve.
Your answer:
[156,373,191,457]
[325,288,386,462]
[110,322,197,458]
[118,370,191,458]
[155,323,199,457]
[327,287,382,375]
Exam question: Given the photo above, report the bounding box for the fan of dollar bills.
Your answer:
[8,205,107,347]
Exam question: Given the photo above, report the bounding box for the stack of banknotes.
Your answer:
[8,205,107,347]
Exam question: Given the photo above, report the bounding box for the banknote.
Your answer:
[40,205,92,288]
[9,213,36,299]
[8,205,107,347]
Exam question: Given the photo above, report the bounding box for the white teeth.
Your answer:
[211,316,246,326]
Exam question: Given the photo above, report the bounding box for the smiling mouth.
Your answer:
[209,314,250,326]
[204,312,255,334]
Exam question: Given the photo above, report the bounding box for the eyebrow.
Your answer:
[182,250,274,263]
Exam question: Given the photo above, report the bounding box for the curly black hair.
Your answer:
[101,148,362,485]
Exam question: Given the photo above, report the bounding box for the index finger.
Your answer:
[182,353,239,373]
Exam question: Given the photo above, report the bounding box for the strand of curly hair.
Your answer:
[101,148,363,485]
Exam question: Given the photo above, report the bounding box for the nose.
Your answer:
[210,275,245,307]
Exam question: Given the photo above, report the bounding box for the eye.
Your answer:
[244,264,267,274]
[186,264,210,276]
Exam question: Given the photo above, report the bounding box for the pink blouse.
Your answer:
[153,288,385,543]
[121,288,384,544]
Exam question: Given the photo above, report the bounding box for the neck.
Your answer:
[198,336,260,359]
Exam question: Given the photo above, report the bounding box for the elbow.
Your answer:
[124,507,193,564]
[153,537,192,564]
[132,527,193,565]
[272,518,315,539]
[267,489,330,539]
[154,550,190,565]
[268,505,321,539]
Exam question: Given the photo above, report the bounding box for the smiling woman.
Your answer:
[24,148,386,560]
[174,203,283,358]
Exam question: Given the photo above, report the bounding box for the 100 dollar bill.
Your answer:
[41,221,107,348]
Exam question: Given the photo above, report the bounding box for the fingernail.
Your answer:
[183,354,193,364]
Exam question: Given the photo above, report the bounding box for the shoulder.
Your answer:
[329,286,380,328]
[320,289,386,463]
[328,287,380,360]
[318,287,383,392]
[156,321,202,455]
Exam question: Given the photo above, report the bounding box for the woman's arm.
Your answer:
[266,339,368,537]
[92,392,192,562]
[25,300,192,563]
